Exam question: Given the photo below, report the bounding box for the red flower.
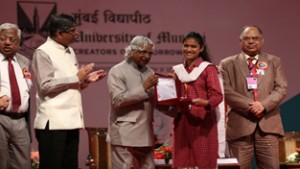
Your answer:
[164,146,173,153]
[154,151,165,159]
[154,145,173,159]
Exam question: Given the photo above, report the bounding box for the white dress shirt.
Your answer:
[0,54,30,112]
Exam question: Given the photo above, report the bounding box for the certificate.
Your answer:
[154,73,191,106]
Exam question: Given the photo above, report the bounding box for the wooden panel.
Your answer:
[86,127,111,169]
[279,132,300,162]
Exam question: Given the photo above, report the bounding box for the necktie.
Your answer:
[8,57,21,112]
[248,57,258,101]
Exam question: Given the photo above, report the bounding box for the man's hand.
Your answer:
[0,96,10,111]
[77,63,94,82]
[143,74,158,90]
[85,70,107,83]
[249,101,265,118]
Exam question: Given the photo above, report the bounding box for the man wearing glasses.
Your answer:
[0,23,32,169]
[31,13,106,169]
[219,25,287,169]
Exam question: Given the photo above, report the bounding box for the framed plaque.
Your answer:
[154,73,191,106]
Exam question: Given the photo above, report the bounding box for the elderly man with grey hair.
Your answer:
[0,23,32,169]
[106,35,159,169]
[219,25,287,169]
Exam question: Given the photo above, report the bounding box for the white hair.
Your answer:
[0,23,22,40]
[124,36,154,59]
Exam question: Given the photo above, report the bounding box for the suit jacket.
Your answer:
[17,53,32,140]
[0,53,32,140]
[219,52,287,140]
[106,59,155,147]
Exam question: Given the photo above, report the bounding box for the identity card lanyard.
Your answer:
[246,59,258,101]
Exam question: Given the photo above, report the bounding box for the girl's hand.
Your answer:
[191,98,209,107]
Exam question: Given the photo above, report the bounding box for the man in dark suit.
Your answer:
[0,23,32,169]
[219,25,287,169]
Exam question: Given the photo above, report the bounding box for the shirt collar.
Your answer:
[0,53,17,62]
[244,53,259,60]
[47,37,71,53]
[126,58,147,72]
[184,57,203,69]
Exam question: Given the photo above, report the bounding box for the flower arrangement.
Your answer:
[31,151,39,169]
[286,147,300,163]
[154,144,173,164]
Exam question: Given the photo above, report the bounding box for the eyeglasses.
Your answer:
[62,27,78,35]
[0,36,19,44]
[241,36,261,42]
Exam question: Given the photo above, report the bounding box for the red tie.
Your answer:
[248,57,258,101]
[8,57,21,112]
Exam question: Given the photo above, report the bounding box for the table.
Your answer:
[155,164,240,169]
[154,162,300,169]
[280,162,300,169]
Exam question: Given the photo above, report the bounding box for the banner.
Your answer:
[1,1,300,168]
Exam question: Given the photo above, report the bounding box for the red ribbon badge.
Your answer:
[22,68,32,79]
[256,61,268,70]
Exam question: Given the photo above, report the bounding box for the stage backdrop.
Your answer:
[1,0,300,168]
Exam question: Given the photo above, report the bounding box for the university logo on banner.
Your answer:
[17,1,57,58]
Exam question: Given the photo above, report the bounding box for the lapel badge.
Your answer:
[256,61,268,70]
[22,68,32,79]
